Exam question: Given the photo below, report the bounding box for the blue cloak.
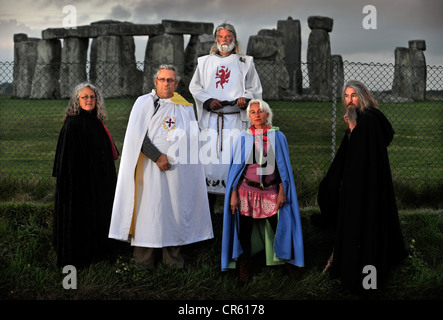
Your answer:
[221,128,304,271]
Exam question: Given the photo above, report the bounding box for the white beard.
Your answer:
[217,41,236,53]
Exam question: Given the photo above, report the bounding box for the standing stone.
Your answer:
[331,55,344,98]
[247,29,289,99]
[143,34,185,93]
[121,35,143,97]
[184,34,213,75]
[392,40,426,101]
[30,39,62,99]
[183,33,213,96]
[277,17,302,94]
[307,16,333,97]
[13,34,39,98]
[392,47,412,98]
[60,37,88,98]
[409,40,426,101]
[90,21,142,97]
[90,35,123,97]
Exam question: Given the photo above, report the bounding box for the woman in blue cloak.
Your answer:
[221,99,304,283]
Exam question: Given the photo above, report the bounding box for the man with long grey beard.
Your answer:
[189,23,262,214]
[315,80,407,293]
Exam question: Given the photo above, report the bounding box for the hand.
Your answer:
[155,154,171,171]
[209,99,223,110]
[237,97,247,108]
[277,184,286,208]
[230,190,239,214]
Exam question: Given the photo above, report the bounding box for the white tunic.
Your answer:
[189,53,262,194]
[109,91,213,247]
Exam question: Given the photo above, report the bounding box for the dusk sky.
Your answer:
[1,0,442,66]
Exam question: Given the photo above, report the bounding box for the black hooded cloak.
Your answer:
[316,106,407,292]
[52,108,118,267]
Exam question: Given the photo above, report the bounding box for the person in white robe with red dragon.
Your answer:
[189,23,263,214]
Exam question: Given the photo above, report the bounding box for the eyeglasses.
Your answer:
[157,78,175,83]
[80,95,96,100]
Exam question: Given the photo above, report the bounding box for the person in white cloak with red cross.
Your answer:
[189,23,263,214]
[109,65,213,268]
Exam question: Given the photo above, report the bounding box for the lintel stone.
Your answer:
[162,20,213,35]
[409,40,426,51]
[308,16,333,32]
[42,22,165,40]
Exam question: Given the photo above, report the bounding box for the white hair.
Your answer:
[246,99,273,126]
[209,23,242,55]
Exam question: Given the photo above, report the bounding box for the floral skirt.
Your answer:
[238,183,279,219]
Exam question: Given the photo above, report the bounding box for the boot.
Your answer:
[285,263,300,279]
[238,254,251,284]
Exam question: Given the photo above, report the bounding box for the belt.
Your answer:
[210,110,240,158]
[242,177,279,190]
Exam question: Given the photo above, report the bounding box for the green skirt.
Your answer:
[227,214,284,269]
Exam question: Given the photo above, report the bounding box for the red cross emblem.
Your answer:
[165,118,175,128]
[215,66,231,89]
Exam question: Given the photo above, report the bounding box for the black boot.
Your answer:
[238,254,251,284]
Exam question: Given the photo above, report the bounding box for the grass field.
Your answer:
[0,95,442,304]
[0,202,442,302]
[0,95,442,207]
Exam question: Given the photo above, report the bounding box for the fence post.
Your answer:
[330,56,344,162]
[331,58,338,161]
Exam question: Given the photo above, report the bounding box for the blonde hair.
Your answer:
[246,99,273,126]
[64,83,107,121]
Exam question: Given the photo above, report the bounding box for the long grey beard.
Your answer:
[346,107,358,122]
[217,41,236,53]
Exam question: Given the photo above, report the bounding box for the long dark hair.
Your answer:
[341,80,379,112]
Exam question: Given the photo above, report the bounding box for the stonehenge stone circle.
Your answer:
[12,17,428,101]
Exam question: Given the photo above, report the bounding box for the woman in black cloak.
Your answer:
[53,83,119,268]
[314,80,407,293]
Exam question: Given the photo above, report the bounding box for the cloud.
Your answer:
[0,0,441,66]
[0,19,40,61]
[108,5,132,21]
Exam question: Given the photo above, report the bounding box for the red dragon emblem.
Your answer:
[215,66,231,89]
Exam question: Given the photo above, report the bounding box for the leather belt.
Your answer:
[242,177,279,190]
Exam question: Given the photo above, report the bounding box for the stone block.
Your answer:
[277,17,302,94]
[409,40,426,51]
[13,36,39,98]
[42,21,165,39]
[392,41,427,101]
[409,41,426,101]
[331,55,344,98]
[162,20,213,35]
[308,16,333,32]
[143,34,185,93]
[90,35,142,97]
[307,18,332,96]
[30,39,62,99]
[59,37,88,98]
[247,34,289,100]
[184,33,213,79]
[13,33,29,42]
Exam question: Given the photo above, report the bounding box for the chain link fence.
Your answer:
[0,60,442,205]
